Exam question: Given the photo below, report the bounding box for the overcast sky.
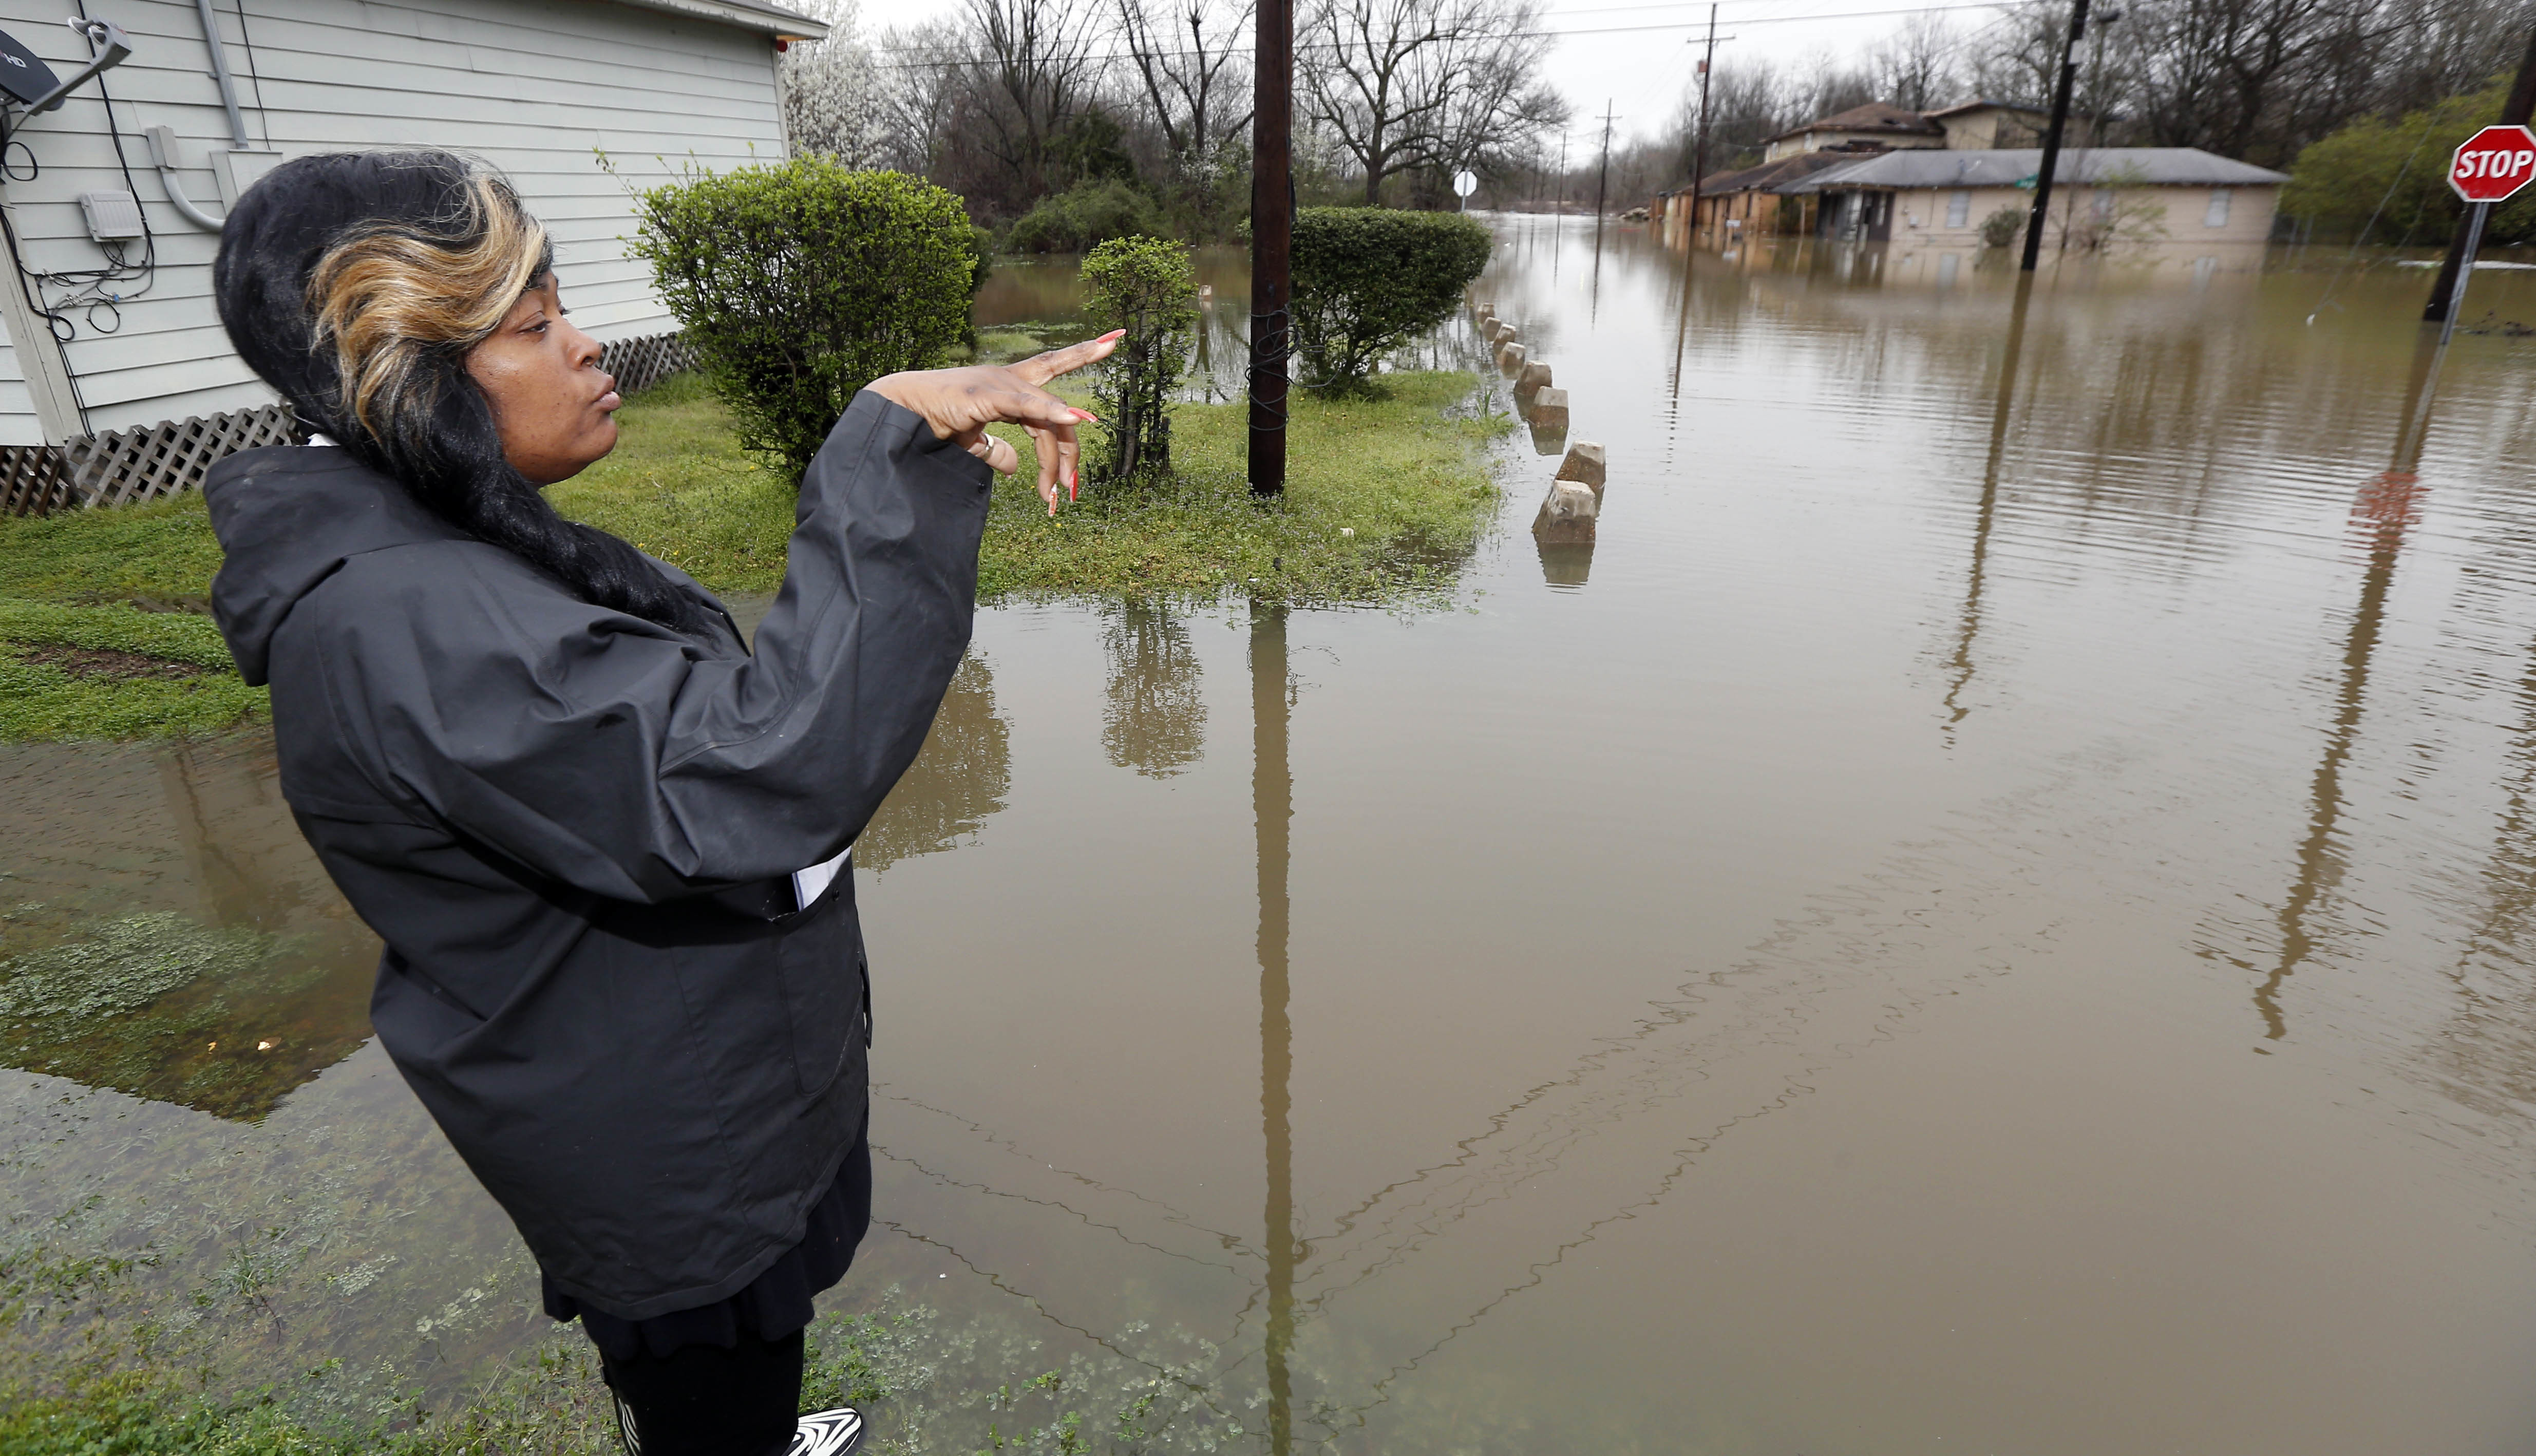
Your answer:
[863,0,2023,155]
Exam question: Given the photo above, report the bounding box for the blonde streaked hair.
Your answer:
[307,166,552,455]
[212,149,706,634]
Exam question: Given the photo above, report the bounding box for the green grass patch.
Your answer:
[0,493,261,742]
[0,599,264,741]
[974,370,1505,602]
[0,492,226,608]
[549,367,1506,606]
[0,365,1503,740]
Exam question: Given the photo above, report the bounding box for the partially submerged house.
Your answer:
[0,0,822,514]
[1787,147,2287,245]
[1660,98,2282,250]
[1655,150,1865,239]
[1759,102,1944,163]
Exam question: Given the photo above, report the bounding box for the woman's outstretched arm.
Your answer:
[287,348,1113,904]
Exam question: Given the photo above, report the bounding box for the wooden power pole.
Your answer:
[1593,101,1615,219]
[2021,0,2094,272]
[1686,5,1719,241]
[2426,22,2536,322]
[1248,0,1295,495]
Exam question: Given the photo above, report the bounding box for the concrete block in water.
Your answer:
[1555,440,1606,500]
[1532,479,1598,544]
[1516,360,1553,394]
[1529,386,1570,427]
[1476,300,1497,322]
[1496,324,1521,346]
[1498,342,1527,373]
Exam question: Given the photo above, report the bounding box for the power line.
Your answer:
[863,0,2021,67]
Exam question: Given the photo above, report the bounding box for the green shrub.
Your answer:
[1005,180,1169,254]
[1978,205,2025,248]
[1081,236,1198,482]
[630,159,977,479]
[1291,207,1493,388]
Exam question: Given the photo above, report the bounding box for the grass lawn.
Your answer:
[553,368,1508,602]
[0,366,1504,740]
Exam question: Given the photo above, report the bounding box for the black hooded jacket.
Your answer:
[205,391,987,1319]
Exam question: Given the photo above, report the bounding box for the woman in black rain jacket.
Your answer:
[202,152,1114,1456]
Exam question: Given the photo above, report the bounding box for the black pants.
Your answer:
[600,1329,804,1456]
[559,1128,873,1455]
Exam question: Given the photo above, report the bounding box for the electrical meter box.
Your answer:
[215,148,285,207]
[79,190,145,241]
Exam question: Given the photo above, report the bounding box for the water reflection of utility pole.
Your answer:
[2241,329,2444,1039]
[1252,600,1298,1456]
[1941,273,2037,735]
[1669,7,1720,404]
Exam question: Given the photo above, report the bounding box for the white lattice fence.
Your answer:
[601,331,694,395]
[0,447,74,517]
[71,405,306,509]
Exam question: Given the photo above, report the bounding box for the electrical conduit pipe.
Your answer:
[149,0,256,231]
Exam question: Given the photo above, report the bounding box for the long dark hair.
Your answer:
[213,150,709,634]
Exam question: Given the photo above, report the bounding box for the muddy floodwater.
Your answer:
[11,220,2536,1452]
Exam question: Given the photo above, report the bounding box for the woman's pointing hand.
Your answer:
[868,330,1125,515]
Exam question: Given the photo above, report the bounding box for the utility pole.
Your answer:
[1686,5,1719,244]
[1594,101,1615,220]
[1558,131,1570,212]
[1251,601,1296,1456]
[1247,0,1295,495]
[2426,21,2536,322]
[2020,0,2093,272]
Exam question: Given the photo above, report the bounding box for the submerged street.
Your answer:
[10,217,2536,1452]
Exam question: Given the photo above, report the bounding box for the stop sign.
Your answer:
[2449,124,2536,202]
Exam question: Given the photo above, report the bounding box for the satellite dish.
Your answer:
[1453,170,1478,199]
[0,29,64,106]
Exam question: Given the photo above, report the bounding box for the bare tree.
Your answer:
[1301,0,1561,203]
[1432,9,1569,188]
[1868,12,1965,111]
[964,0,1109,196]
[1117,0,1256,174]
[1302,0,1461,202]
[871,18,972,176]
[1963,0,2500,167]
[1681,61,1801,176]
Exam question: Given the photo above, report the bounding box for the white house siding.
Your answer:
[0,0,790,446]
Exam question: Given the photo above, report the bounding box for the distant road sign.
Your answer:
[1453,170,1478,199]
[2449,125,2536,203]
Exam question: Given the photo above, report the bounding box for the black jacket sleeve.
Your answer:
[298,390,990,903]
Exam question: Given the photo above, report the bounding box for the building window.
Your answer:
[2205,188,2232,227]
[1947,190,1970,226]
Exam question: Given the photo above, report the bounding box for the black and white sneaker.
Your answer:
[611,1389,642,1455]
[790,1407,864,1456]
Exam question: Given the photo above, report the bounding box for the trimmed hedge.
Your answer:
[631,159,980,479]
[1005,180,1169,254]
[1081,236,1198,482]
[1291,207,1493,388]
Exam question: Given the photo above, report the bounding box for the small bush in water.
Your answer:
[631,159,981,480]
[1005,180,1170,254]
[1979,205,2026,248]
[1291,207,1492,389]
[1080,236,1197,483]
